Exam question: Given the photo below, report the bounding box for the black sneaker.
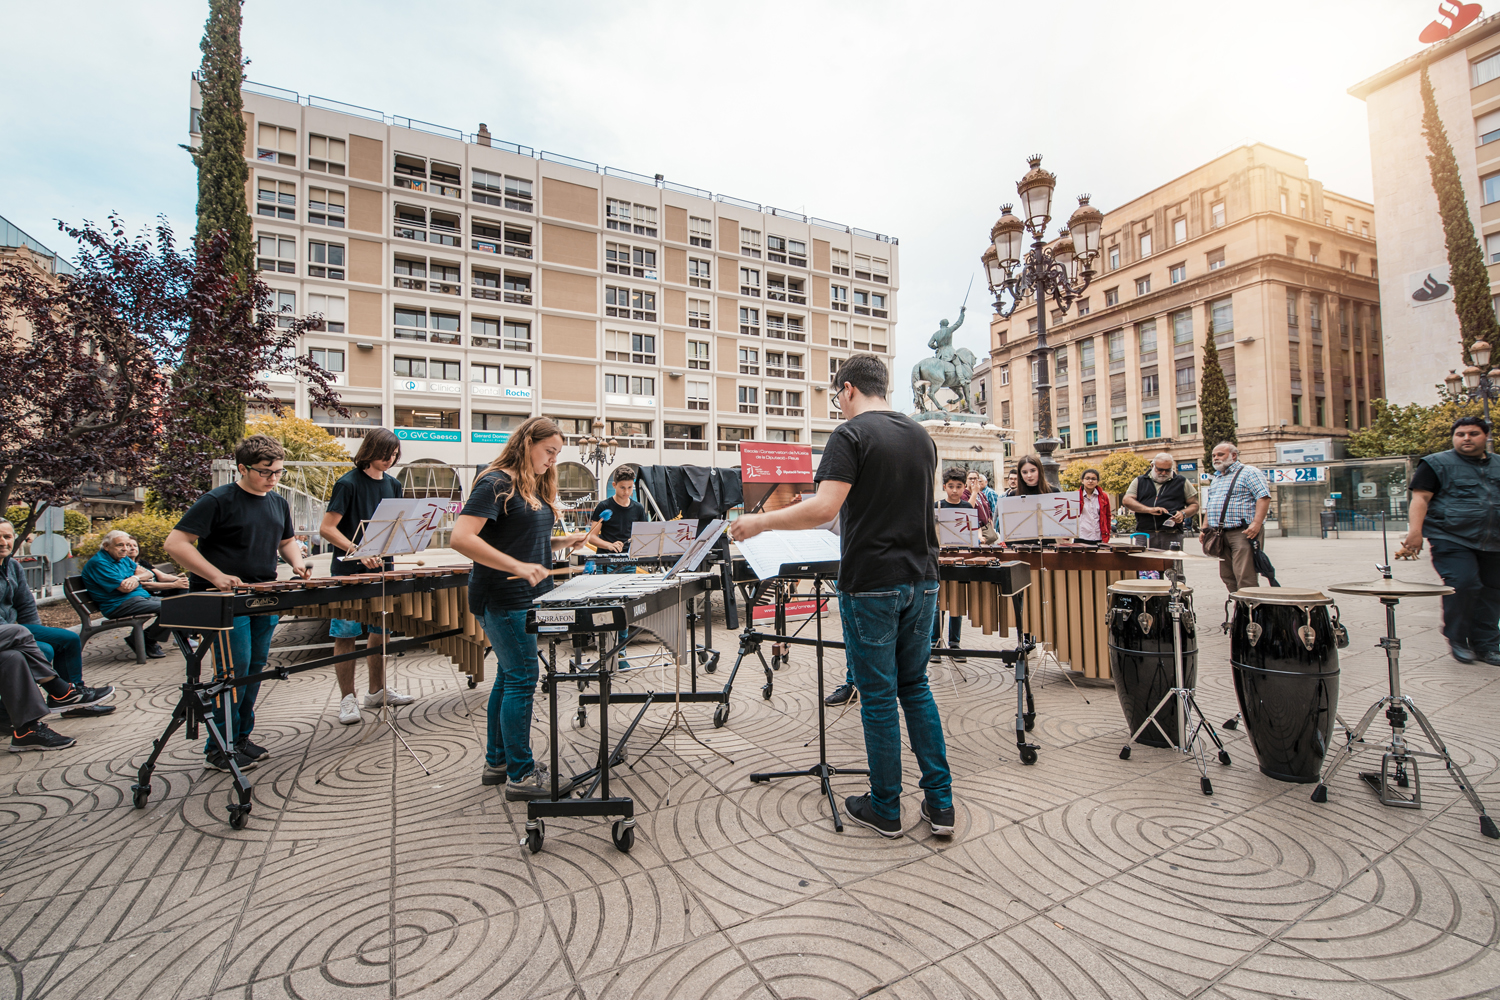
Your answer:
[1451,641,1477,664]
[9,722,76,752]
[920,799,956,837]
[144,642,167,659]
[205,749,258,773]
[824,683,856,706]
[948,647,968,664]
[1479,648,1500,667]
[930,640,943,664]
[236,738,270,762]
[61,704,117,719]
[46,684,114,712]
[845,794,902,838]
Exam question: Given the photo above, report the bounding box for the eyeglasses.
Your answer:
[244,466,285,479]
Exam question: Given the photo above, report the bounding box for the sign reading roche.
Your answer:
[394,428,461,442]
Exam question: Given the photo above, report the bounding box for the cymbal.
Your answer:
[1328,578,1454,598]
[1127,549,1221,563]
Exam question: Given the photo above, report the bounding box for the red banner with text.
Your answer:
[738,441,814,483]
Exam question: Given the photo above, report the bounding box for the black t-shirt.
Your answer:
[326,469,404,575]
[814,409,939,593]
[591,496,648,545]
[1409,453,1486,495]
[936,499,973,509]
[175,483,295,590]
[461,470,558,612]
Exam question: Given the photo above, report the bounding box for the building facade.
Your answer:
[1351,14,1500,405]
[196,79,898,493]
[988,143,1382,469]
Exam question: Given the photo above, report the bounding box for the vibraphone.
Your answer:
[522,571,718,854]
[132,567,480,828]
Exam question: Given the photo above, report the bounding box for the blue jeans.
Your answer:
[482,608,540,781]
[204,615,278,754]
[839,581,952,821]
[25,624,82,687]
[932,609,962,647]
[1429,539,1500,652]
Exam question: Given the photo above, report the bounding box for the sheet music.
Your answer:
[664,519,729,578]
[997,493,1081,541]
[734,529,842,580]
[344,498,460,560]
[936,507,981,546]
[628,520,696,557]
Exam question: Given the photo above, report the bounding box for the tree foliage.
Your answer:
[1198,320,1237,469]
[1420,67,1499,367]
[246,414,350,464]
[1059,450,1151,495]
[5,506,89,540]
[1347,395,1486,458]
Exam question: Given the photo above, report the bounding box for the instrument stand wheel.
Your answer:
[1023,712,1036,733]
[1311,784,1328,803]
[761,683,773,701]
[1018,744,1038,766]
[1119,746,1131,760]
[703,652,718,675]
[1218,750,1232,766]
[227,803,251,830]
[712,703,730,729]
[1200,777,1214,796]
[468,677,477,689]
[574,707,588,729]
[525,819,545,854]
[130,784,150,809]
[611,818,636,853]
[540,679,551,695]
[1481,815,1499,840]
[1222,716,1239,731]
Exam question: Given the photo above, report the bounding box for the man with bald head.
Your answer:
[1123,452,1200,550]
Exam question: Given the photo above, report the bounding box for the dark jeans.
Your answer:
[1429,539,1500,653]
[108,593,168,644]
[24,624,82,687]
[931,609,962,647]
[839,581,952,821]
[481,608,540,781]
[204,615,278,754]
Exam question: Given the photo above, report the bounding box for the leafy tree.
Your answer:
[5,506,88,540]
[245,414,350,500]
[1420,67,1499,367]
[1059,450,1151,495]
[1198,319,1236,468]
[1347,395,1486,458]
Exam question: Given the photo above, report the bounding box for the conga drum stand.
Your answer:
[1313,577,1498,840]
[1119,569,1232,795]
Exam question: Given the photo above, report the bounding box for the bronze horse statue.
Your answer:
[911,305,980,415]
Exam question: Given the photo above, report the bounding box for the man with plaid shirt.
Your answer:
[1203,441,1270,592]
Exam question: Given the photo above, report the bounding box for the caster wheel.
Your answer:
[574,710,587,729]
[1481,815,1499,840]
[1201,778,1213,796]
[468,677,477,689]
[1396,773,1410,789]
[1019,747,1038,766]
[1222,717,1239,731]
[131,785,149,809]
[228,808,249,830]
[526,820,545,854]
[761,684,772,700]
[1119,746,1131,760]
[611,820,635,853]
[540,680,551,695]
[1311,784,1328,803]
[704,659,717,674]
[712,704,729,729]
[1023,713,1036,732]
[1218,751,1231,766]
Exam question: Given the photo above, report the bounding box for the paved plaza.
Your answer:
[1,536,1498,1000]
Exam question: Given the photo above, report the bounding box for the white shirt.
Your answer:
[1078,489,1101,541]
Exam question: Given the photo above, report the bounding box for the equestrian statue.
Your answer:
[911,305,981,415]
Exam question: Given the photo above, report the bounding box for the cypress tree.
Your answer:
[1420,66,1499,365]
[1198,318,1237,468]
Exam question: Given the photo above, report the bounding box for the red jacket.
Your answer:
[1077,487,1111,543]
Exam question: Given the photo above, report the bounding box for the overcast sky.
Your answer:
[2,0,1438,408]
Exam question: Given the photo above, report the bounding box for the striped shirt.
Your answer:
[1203,461,1270,528]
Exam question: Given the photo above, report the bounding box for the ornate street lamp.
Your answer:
[578,417,618,487]
[1443,339,1499,447]
[982,155,1102,489]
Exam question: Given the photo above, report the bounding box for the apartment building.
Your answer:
[195,78,898,493]
[989,143,1381,468]
[1352,13,1500,404]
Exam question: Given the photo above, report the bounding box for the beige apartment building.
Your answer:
[1352,13,1500,404]
[988,143,1381,469]
[193,78,898,494]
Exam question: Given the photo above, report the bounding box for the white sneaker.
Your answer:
[338,693,361,725]
[362,688,415,708]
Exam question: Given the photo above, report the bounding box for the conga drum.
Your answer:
[1107,580,1196,748]
[1228,587,1346,783]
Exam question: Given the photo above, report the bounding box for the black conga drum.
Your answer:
[1107,580,1196,748]
[1228,587,1345,783]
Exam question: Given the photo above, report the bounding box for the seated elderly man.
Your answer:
[0,623,107,751]
[81,530,186,659]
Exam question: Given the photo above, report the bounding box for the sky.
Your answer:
[0,0,1439,409]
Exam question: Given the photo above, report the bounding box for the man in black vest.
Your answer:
[1397,416,1500,665]
[1122,452,1200,549]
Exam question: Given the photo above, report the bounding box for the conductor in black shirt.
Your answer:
[729,355,955,838]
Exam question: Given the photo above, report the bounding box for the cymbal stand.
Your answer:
[1119,568,1232,795]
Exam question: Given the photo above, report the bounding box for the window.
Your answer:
[1207,247,1226,270]
[1309,241,1321,265]
[740,306,760,335]
[1139,232,1152,258]
[1112,417,1128,443]
[394,308,427,342]
[1170,263,1186,284]
[1142,373,1160,398]
[830,284,849,311]
[999,364,1010,386]
[1055,351,1068,378]
[250,232,295,275]
[1361,223,1369,238]
[1172,309,1193,345]
[1136,275,1151,296]
[1309,294,1323,335]
[766,235,806,267]
[1108,246,1120,270]
[426,358,461,381]
[308,347,345,373]
[738,385,759,413]
[606,242,657,279]
[308,188,344,227]
[1286,289,1300,332]
[1291,395,1302,425]
[1084,422,1098,446]
[1178,406,1198,435]
[1483,173,1500,206]
[504,366,532,389]
[1175,361,1195,394]
[270,289,295,327]
[870,256,888,282]
[870,292,887,318]
[256,124,296,165]
[393,255,426,290]
[1286,236,1298,256]
[830,248,850,275]
[1340,251,1360,271]
[308,134,345,175]
[1315,396,1326,426]
[1173,217,1187,244]
[1346,218,1355,233]
[689,299,711,330]
[830,319,849,348]
[1481,51,1500,86]
[1144,412,1161,439]
[741,228,762,257]
[739,347,759,374]
[605,286,656,321]
[854,253,873,279]
[257,179,295,220]
[1104,287,1119,307]
[1052,425,1068,449]
[689,257,711,287]
[395,204,427,242]
[1480,109,1500,146]
[1486,233,1500,265]
[472,170,531,212]
[501,321,531,352]
[1300,196,1308,219]
[428,311,460,344]
[1079,339,1095,374]
[605,330,656,364]
[718,425,753,451]
[1211,202,1225,228]
[688,339,710,369]
[1138,319,1157,355]
[394,356,426,378]
[664,423,705,449]
[1280,191,1289,214]
[603,373,656,398]
[1210,297,1234,335]
[689,216,712,248]
[606,199,632,232]
[740,267,761,296]
[687,380,710,411]
[764,427,799,441]
[307,292,345,332]
[472,362,501,384]
[1108,330,1124,362]
[1077,297,1090,316]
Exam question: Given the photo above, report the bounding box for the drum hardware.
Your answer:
[1245,622,1263,647]
[1136,612,1155,634]
[1116,572,1232,795]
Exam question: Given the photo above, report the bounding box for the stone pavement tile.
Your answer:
[1416,794,1500,884]
[727,888,924,999]
[1333,845,1500,946]
[9,923,231,1000]
[629,790,773,863]
[547,865,718,980]
[769,811,936,883]
[664,834,831,928]
[527,823,673,901]
[857,962,975,1000]
[577,930,770,1000]
[1208,942,1405,999]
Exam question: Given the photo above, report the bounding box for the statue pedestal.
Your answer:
[916,416,1010,489]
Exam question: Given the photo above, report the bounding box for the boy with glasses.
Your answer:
[164,435,310,772]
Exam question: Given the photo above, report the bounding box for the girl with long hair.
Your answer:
[451,417,588,798]
[1013,454,1048,495]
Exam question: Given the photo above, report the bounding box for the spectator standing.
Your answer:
[1201,442,1270,593]
[1075,469,1112,545]
[1122,453,1200,549]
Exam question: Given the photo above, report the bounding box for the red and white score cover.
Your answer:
[738,441,813,483]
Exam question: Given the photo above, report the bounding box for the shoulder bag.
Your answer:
[1198,467,1242,558]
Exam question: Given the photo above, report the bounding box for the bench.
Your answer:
[64,575,153,664]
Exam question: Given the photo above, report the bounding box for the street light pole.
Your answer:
[1443,339,1500,451]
